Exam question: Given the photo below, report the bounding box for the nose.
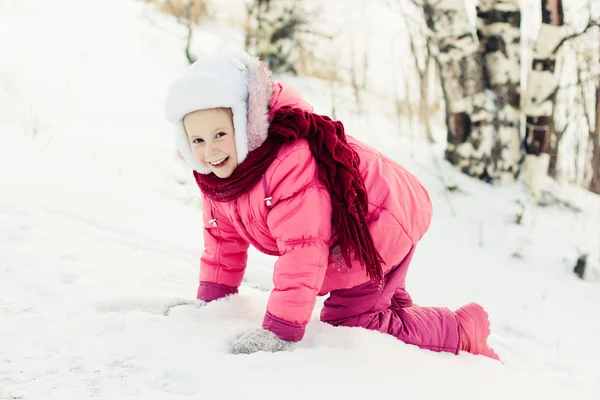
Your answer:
[204,143,218,159]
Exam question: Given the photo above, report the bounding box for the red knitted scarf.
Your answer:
[194,107,384,284]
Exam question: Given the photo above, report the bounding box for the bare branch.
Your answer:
[165,0,185,25]
[553,17,600,54]
[185,0,193,21]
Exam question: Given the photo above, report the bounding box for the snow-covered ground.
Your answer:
[1,0,599,399]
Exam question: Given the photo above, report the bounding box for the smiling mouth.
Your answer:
[207,157,229,168]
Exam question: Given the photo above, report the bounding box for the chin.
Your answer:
[213,170,233,179]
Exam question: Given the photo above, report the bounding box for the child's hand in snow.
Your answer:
[160,298,207,316]
[230,328,292,354]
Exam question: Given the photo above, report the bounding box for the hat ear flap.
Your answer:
[245,55,273,153]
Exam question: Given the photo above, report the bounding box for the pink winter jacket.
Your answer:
[197,83,433,342]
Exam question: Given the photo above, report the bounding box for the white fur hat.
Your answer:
[164,50,273,174]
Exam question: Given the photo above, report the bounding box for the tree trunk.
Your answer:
[432,50,453,146]
[349,43,363,114]
[524,0,564,179]
[418,1,488,173]
[419,55,435,143]
[399,3,435,143]
[475,0,523,184]
[184,24,196,64]
[421,0,522,184]
[245,0,303,75]
[590,85,600,194]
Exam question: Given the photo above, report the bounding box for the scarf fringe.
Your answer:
[334,205,385,286]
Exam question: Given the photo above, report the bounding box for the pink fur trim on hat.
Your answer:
[245,56,273,152]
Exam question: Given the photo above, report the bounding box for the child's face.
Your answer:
[183,108,238,178]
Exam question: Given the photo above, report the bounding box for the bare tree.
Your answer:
[519,0,565,202]
[585,25,600,194]
[523,0,563,156]
[419,0,600,194]
[418,0,513,183]
[524,0,564,174]
[476,0,523,184]
[591,82,600,193]
[533,0,600,179]
[547,21,600,193]
[348,34,370,115]
[147,0,206,64]
[391,40,414,124]
[245,0,310,75]
[541,0,600,191]
[417,0,527,184]
[578,27,600,193]
[399,0,435,143]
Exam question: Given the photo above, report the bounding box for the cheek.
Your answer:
[191,147,206,163]
[228,140,238,159]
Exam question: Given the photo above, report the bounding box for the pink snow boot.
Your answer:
[456,302,500,361]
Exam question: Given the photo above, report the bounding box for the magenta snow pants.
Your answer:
[320,247,461,354]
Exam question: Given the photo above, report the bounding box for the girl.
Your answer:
[163,51,500,360]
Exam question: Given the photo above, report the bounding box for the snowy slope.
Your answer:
[1,0,599,399]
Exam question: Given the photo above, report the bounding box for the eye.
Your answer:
[192,138,204,144]
[215,132,226,139]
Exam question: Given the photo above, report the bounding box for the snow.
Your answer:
[1,0,600,399]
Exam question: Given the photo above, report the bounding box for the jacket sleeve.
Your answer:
[197,195,250,302]
[261,146,332,342]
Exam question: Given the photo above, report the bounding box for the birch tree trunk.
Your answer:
[418,55,435,143]
[589,77,600,194]
[476,0,523,184]
[519,0,564,202]
[418,1,488,174]
[587,27,600,194]
[421,0,522,184]
[523,0,564,185]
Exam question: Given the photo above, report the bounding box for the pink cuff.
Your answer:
[262,312,306,342]
[197,282,238,302]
